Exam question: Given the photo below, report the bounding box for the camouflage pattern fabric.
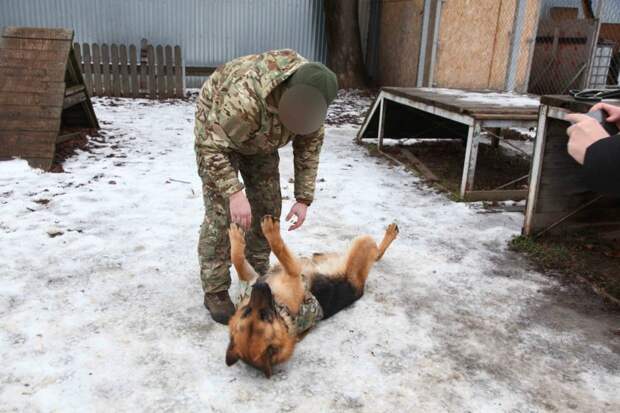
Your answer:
[237,274,324,336]
[194,49,324,204]
[195,49,326,293]
[198,152,282,293]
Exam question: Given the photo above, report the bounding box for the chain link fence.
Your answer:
[592,0,620,89]
[527,0,620,95]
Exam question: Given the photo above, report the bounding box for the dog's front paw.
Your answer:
[228,223,246,247]
[261,215,280,238]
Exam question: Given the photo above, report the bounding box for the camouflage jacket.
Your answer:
[194,49,324,204]
[237,275,324,336]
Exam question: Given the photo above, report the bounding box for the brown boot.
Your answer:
[204,291,235,325]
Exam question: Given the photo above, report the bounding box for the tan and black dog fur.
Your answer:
[225,215,398,377]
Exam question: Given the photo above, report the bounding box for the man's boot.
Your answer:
[204,291,235,325]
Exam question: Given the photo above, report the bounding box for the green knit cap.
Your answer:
[288,62,339,105]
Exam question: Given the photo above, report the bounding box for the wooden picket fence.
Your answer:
[73,42,184,99]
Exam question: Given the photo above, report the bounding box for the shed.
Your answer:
[0,26,99,170]
[373,0,541,92]
[524,95,620,236]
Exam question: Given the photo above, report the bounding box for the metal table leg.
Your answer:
[460,121,482,198]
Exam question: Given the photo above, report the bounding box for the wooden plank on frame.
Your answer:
[119,44,130,97]
[174,45,183,97]
[92,43,102,96]
[156,45,165,98]
[73,43,82,70]
[110,44,121,97]
[463,190,528,202]
[82,43,93,95]
[460,121,482,198]
[3,27,74,41]
[101,44,111,96]
[165,45,174,98]
[129,44,139,98]
[1,38,72,52]
[147,45,156,98]
[400,148,439,182]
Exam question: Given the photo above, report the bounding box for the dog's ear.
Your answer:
[225,340,239,366]
[261,358,272,378]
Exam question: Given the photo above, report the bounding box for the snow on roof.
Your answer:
[418,87,540,107]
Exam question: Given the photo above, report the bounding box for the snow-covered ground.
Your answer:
[1,95,618,412]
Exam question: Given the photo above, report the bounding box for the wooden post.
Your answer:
[165,45,174,98]
[489,127,501,148]
[111,44,120,97]
[119,44,130,97]
[524,105,549,235]
[92,43,102,96]
[82,43,92,95]
[174,45,183,98]
[140,39,149,92]
[101,44,111,96]
[460,121,482,198]
[377,97,387,151]
[73,42,82,71]
[156,45,165,98]
[129,44,139,98]
[147,45,156,98]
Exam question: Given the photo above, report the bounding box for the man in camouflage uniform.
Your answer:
[194,49,338,324]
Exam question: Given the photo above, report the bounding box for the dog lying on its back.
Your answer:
[225,215,399,377]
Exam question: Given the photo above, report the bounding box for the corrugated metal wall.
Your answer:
[0,0,328,87]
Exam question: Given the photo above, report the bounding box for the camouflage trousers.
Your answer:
[198,151,282,293]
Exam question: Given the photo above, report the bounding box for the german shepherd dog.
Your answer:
[225,215,399,377]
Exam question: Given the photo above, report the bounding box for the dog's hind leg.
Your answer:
[260,216,302,277]
[376,223,399,261]
[343,223,399,292]
[228,223,259,283]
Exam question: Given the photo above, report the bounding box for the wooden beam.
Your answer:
[524,105,549,236]
[0,130,57,157]
[460,121,482,198]
[65,85,85,96]
[185,66,216,76]
[56,131,81,144]
[463,190,528,202]
[2,27,74,41]
[400,148,439,182]
[174,45,184,97]
[63,91,87,109]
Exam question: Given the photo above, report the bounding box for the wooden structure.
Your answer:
[357,87,539,201]
[73,42,184,99]
[376,0,541,92]
[0,27,99,170]
[429,0,540,92]
[528,18,599,95]
[523,95,620,236]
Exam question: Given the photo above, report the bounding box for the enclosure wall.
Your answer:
[0,0,328,87]
[430,0,539,92]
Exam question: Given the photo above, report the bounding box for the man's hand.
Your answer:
[565,113,610,164]
[590,102,620,129]
[229,190,252,231]
[286,202,308,231]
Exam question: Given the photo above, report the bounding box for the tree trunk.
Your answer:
[582,0,594,19]
[324,0,367,89]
